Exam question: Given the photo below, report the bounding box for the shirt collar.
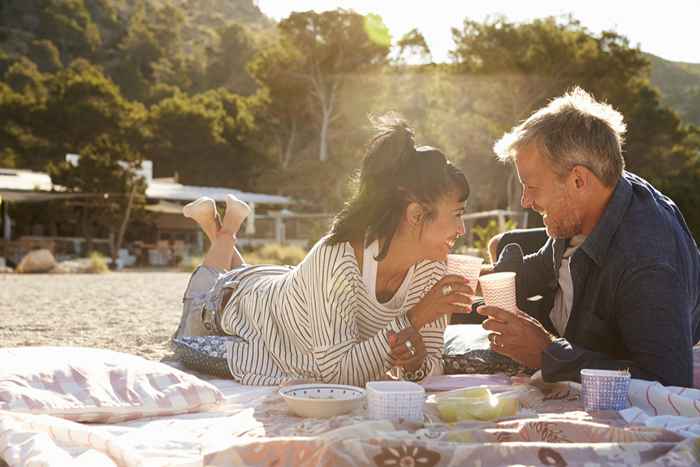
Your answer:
[578,172,633,266]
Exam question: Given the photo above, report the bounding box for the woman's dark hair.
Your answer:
[328,113,469,260]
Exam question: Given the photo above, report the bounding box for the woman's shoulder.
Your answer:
[410,259,447,286]
[301,234,359,271]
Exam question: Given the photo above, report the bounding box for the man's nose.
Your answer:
[521,191,531,209]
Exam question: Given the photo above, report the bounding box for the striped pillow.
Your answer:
[0,346,224,423]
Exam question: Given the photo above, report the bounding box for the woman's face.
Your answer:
[418,191,466,261]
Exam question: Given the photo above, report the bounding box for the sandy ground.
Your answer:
[0,271,191,361]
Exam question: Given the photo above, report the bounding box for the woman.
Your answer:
[178,114,473,386]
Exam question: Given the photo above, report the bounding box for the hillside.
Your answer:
[646,53,700,126]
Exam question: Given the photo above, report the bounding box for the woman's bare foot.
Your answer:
[222,194,251,235]
[183,197,219,243]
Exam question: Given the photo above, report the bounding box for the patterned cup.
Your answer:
[447,254,484,291]
[478,272,517,312]
[580,369,631,411]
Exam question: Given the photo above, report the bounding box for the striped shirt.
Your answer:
[219,235,448,386]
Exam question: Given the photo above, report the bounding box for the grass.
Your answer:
[178,243,308,272]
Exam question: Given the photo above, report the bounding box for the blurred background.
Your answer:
[0,0,698,270]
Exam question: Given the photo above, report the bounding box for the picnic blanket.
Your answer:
[3,368,700,466]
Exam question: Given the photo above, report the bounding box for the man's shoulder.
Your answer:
[611,172,696,264]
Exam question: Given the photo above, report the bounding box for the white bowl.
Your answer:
[279,384,366,418]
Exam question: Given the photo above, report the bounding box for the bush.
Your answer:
[470,219,519,261]
[87,251,109,273]
[244,243,307,266]
[179,255,203,273]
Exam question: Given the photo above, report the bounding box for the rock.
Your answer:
[16,249,57,273]
[51,258,96,274]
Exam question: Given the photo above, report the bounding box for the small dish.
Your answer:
[279,383,366,418]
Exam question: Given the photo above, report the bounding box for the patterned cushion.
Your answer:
[172,336,238,378]
[443,324,534,377]
[0,346,224,423]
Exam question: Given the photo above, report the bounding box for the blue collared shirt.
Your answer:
[497,172,700,386]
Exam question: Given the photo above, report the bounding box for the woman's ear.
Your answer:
[405,202,424,226]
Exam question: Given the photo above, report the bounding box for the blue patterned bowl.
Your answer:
[279,384,366,418]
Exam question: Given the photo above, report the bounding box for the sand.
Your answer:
[0,271,190,361]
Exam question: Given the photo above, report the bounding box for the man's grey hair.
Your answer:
[493,87,626,187]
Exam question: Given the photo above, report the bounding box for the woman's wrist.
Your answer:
[407,308,423,330]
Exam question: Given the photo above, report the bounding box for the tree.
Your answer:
[48,136,147,262]
[202,22,258,96]
[272,10,391,163]
[145,88,264,190]
[394,28,432,64]
[36,0,102,62]
[248,40,313,169]
[449,15,699,230]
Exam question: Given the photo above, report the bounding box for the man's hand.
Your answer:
[477,305,556,369]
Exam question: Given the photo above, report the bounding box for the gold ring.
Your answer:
[441,284,453,296]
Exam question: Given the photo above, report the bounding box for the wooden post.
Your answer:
[245,202,256,235]
[2,198,11,241]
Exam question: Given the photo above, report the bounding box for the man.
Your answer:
[479,87,700,386]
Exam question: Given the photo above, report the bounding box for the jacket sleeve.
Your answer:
[542,262,693,386]
[494,238,556,303]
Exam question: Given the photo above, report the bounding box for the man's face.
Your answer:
[514,144,582,239]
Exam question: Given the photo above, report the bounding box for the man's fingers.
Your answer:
[476,305,511,322]
[481,318,508,334]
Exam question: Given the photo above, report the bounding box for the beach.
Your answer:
[0,272,189,361]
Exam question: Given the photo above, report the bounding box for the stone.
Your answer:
[16,249,57,273]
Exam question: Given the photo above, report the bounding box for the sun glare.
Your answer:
[257,0,700,64]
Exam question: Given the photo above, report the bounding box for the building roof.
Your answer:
[0,168,293,206]
[0,169,53,191]
[146,179,292,205]
[0,169,70,202]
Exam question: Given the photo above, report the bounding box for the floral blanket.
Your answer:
[202,377,699,467]
[3,372,700,466]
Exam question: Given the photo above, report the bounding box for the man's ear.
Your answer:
[571,165,591,191]
[405,202,424,226]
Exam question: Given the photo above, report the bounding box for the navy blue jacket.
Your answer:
[496,172,700,386]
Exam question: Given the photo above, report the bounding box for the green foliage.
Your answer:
[244,243,307,266]
[179,254,203,273]
[0,2,698,243]
[145,88,263,189]
[395,28,432,64]
[88,250,109,273]
[471,219,519,261]
[647,53,700,126]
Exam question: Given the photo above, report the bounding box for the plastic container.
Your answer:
[366,381,425,422]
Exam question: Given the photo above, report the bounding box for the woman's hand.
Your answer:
[388,327,426,373]
[407,274,474,330]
